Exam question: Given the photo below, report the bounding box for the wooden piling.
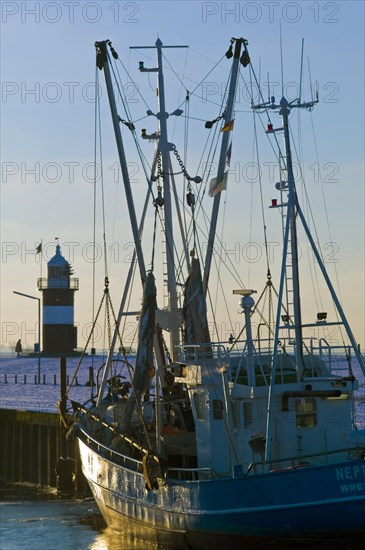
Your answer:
[37,425,42,484]
[60,357,67,458]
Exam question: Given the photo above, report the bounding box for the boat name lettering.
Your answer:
[335,465,365,481]
[339,483,364,494]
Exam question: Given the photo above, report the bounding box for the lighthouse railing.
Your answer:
[37,277,79,290]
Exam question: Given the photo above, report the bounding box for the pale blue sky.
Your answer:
[1,0,364,351]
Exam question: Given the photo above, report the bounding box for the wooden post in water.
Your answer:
[59,357,67,458]
[56,356,75,495]
[86,366,94,387]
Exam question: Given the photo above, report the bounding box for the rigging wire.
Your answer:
[295,109,322,314]
[96,75,109,282]
[253,111,271,277]
[91,64,98,360]
[307,112,348,354]
[117,57,153,112]
[129,47,230,110]
[245,65,285,166]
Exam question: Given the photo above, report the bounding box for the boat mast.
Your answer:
[203,38,248,294]
[131,40,188,361]
[155,38,179,359]
[253,95,318,468]
[95,41,146,283]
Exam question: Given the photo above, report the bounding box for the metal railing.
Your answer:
[37,277,79,290]
[176,343,228,364]
[79,425,218,481]
[78,425,144,473]
[246,445,364,474]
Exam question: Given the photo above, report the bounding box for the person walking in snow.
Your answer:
[15,339,22,356]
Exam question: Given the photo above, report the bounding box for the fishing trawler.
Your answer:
[68,37,365,546]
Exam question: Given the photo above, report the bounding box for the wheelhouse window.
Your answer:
[295,397,317,428]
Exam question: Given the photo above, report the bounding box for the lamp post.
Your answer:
[13,291,41,384]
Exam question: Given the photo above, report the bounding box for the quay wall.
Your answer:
[0,408,88,494]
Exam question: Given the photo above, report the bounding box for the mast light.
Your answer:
[275,181,288,190]
[205,115,223,129]
[317,312,327,322]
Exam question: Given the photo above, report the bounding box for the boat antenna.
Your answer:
[298,38,304,103]
[280,20,284,98]
[307,55,318,103]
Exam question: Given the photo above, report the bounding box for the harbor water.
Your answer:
[0,494,164,550]
[1,493,364,550]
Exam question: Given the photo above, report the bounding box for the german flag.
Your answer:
[221,119,234,132]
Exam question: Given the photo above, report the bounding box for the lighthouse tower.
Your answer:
[37,242,79,354]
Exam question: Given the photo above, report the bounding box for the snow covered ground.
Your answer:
[0,354,115,414]
[0,354,364,428]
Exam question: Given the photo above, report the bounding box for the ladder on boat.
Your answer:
[279,151,295,334]
[159,208,169,308]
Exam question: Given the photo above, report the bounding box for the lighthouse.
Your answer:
[37,242,79,354]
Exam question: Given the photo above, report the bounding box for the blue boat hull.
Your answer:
[78,437,365,545]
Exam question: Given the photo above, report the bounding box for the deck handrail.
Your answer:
[78,425,144,472]
[247,445,364,474]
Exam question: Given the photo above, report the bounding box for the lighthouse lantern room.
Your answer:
[37,242,79,354]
